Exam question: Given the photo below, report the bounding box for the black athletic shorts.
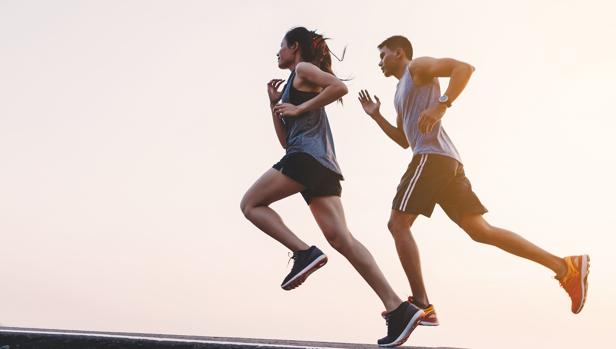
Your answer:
[273,152,342,205]
[392,153,488,224]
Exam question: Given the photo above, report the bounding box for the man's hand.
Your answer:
[272,103,303,118]
[267,79,285,106]
[358,89,381,119]
[418,103,447,134]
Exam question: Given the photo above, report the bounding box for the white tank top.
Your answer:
[394,65,462,163]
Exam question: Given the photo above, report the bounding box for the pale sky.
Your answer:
[1,1,615,348]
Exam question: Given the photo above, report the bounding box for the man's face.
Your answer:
[378,46,400,77]
[277,39,295,69]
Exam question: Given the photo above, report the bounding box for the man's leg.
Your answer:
[387,154,450,310]
[387,209,430,308]
[457,214,567,277]
[458,214,590,313]
[441,163,590,314]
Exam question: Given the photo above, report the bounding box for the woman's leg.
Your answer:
[240,168,309,252]
[309,196,402,312]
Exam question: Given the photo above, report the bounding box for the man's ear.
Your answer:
[395,48,404,59]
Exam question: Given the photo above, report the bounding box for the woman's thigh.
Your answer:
[242,168,305,207]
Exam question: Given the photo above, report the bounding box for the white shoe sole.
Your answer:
[281,254,327,290]
[573,254,590,314]
[378,309,425,347]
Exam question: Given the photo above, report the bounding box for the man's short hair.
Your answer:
[378,35,413,60]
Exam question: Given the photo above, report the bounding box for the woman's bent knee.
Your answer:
[240,193,257,218]
[323,228,352,252]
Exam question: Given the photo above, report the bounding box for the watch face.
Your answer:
[439,95,448,103]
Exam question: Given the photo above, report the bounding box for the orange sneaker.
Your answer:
[556,255,590,314]
[408,296,439,326]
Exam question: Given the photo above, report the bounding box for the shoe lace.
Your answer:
[555,258,578,290]
[380,311,391,326]
[287,251,297,267]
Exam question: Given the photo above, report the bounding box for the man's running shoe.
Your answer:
[556,255,590,314]
[281,246,327,291]
[377,301,424,347]
[408,296,439,326]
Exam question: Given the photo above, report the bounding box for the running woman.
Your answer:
[240,28,423,347]
[358,35,589,326]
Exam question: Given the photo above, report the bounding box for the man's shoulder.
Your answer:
[409,57,437,85]
[409,56,436,71]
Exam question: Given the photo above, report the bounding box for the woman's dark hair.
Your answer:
[284,27,343,76]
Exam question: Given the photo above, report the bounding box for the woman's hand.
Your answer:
[267,79,285,106]
[272,103,303,118]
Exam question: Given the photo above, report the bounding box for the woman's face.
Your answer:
[277,38,296,69]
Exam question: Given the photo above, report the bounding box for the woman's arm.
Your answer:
[271,104,287,149]
[266,79,287,148]
[272,62,347,118]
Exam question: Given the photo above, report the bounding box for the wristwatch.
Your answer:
[438,95,452,108]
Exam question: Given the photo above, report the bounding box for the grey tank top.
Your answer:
[280,70,343,179]
[394,65,462,164]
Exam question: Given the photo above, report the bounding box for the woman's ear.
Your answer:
[290,41,299,53]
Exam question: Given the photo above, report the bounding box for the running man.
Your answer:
[241,28,423,347]
[358,35,589,325]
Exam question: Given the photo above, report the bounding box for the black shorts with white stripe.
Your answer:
[392,153,488,224]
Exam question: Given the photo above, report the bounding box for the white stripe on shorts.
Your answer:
[399,154,428,211]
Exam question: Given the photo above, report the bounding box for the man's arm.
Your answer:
[358,90,409,149]
[411,56,474,106]
[411,57,475,133]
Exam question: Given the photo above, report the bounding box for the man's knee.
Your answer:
[460,218,493,243]
[387,218,412,240]
[387,219,399,234]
